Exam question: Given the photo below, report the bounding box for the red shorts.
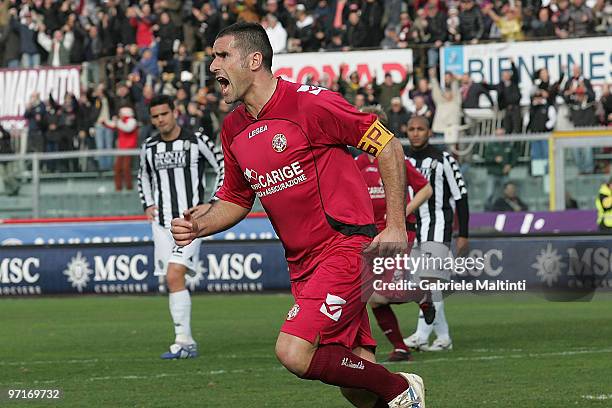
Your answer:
[280,241,377,351]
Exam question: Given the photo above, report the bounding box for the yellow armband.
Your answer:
[357,119,394,157]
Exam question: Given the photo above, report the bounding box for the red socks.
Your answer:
[372,305,410,352]
[302,344,408,402]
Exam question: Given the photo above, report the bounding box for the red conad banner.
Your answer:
[272,49,413,87]
[0,66,81,129]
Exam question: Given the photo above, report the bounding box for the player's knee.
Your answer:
[274,340,310,377]
[166,265,186,292]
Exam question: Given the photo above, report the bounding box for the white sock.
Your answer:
[432,300,450,340]
[169,289,194,345]
[414,309,434,342]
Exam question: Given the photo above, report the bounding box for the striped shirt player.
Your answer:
[407,148,468,245]
[403,115,469,353]
[138,94,224,360]
[138,127,224,276]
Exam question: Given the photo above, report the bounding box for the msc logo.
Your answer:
[319,293,346,321]
[206,253,262,280]
[0,257,40,284]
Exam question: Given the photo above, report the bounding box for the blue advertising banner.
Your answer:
[0,236,610,296]
[0,218,277,246]
[0,241,289,296]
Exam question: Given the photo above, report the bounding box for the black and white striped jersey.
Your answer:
[138,128,224,229]
[406,145,468,243]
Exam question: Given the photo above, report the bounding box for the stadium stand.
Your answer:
[0,0,611,218]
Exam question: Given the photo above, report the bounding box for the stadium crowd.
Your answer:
[0,0,611,181]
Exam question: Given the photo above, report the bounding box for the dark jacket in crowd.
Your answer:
[488,63,521,110]
[459,6,484,41]
[462,82,494,108]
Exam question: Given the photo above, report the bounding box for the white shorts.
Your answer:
[152,222,202,276]
[411,241,452,282]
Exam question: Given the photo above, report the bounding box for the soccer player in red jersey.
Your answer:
[355,107,434,362]
[171,22,425,408]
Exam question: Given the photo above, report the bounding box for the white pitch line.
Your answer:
[582,394,612,401]
[4,348,612,386]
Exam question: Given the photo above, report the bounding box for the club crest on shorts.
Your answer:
[286,304,300,321]
[272,133,287,153]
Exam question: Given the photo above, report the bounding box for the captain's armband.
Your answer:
[356,120,394,157]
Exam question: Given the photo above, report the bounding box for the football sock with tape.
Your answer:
[372,305,409,352]
[169,289,194,344]
[302,344,408,402]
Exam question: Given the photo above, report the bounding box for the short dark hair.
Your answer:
[216,22,273,72]
[149,94,174,111]
[407,115,430,129]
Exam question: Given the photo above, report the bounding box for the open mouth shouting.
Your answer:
[216,75,230,96]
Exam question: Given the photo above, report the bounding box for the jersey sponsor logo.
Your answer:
[244,161,308,198]
[248,124,268,139]
[296,84,325,95]
[319,293,346,321]
[286,303,300,321]
[368,185,385,199]
[357,120,394,157]
[154,150,187,170]
[272,133,287,153]
[419,159,438,179]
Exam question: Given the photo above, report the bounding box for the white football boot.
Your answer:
[388,372,425,408]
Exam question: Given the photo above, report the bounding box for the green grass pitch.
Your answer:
[1,292,611,407]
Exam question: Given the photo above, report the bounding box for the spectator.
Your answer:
[354,93,367,110]
[13,11,40,67]
[325,28,345,50]
[338,68,362,105]
[564,65,595,102]
[155,11,180,62]
[459,0,484,43]
[564,84,597,173]
[410,8,430,45]
[135,44,160,83]
[492,182,529,212]
[460,74,494,109]
[361,0,384,47]
[263,13,288,53]
[483,2,524,41]
[4,11,22,68]
[387,97,411,137]
[593,0,612,34]
[600,83,612,126]
[93,84,115,172]
[37,26,74,67]
[565,191,578,209]
[447,6,461,42]
[426,3,447,68]
[0,123,19,195]
[75,91,98,172]
[596,177,612,231]
[530,7,556,37]
[129,3,155,49]
[343,9,368,49]
[396,11,412,47]
[552,0,572,38]
[487,60,522,134]
[23,92,47,154]
[289,4,315,52]
[111,106,138,191]
[568,0,594,37]
[372,69,410,113]
[409,77,435,113]
[430,68,462,138]
[526,80,557,162]
[408,95,433,124]
[484,128,517,209]
[380,25,400,49]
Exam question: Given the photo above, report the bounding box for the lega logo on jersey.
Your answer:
[272,134,287,153]
[154,151,187,170]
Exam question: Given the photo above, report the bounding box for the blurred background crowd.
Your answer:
[0,0,611,212]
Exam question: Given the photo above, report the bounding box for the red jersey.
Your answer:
[355,154,428,232]
[216,78,380,280]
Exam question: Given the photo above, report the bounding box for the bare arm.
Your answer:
[171,199,250,246]
[366,138,408,254]
[406,183,432,216]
